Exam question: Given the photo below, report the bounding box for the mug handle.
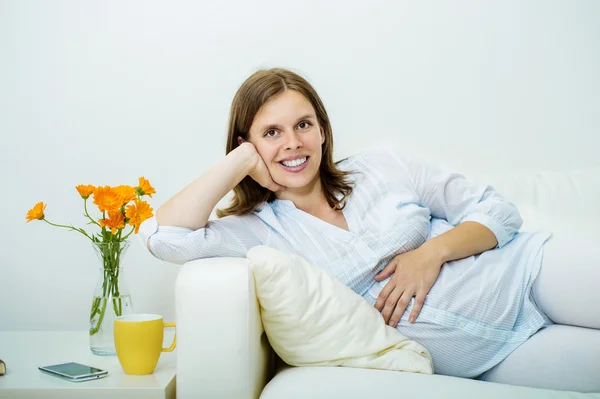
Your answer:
[162,322,176,352]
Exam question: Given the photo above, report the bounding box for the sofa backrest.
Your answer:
[473,167,600,236]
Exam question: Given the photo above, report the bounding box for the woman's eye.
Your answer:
[265,130,278,137]
[298,121,312,129]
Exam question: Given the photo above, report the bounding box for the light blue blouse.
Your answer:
[139,145,552,378]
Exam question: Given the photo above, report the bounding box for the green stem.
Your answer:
[90,271,110,335]
[90,297,101,319]
[115,232,122,279]
[89,295,108,335]
[112,297,119,316]
[121,226,136,241]
[90,241,128,336]
[43,219,91,240]
[83,198,101,227]
[102,269,110,297]
[100,211,107,237]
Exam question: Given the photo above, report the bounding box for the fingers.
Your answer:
[409,293,426,324]
[388,291,413,328]
[380,287,402,324]
[375,281,420,327]
[374,280,396,312]
[374,261,396,281]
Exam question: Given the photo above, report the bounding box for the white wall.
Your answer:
[1,0,598,330]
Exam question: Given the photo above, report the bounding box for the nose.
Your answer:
[283,131,303,151]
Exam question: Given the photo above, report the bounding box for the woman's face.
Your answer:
[247,90,325,192]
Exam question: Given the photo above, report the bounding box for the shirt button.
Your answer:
[459,321,466,327]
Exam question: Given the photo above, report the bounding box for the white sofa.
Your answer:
[174,164,600,399]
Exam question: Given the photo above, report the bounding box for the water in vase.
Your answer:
[89,295,133,356]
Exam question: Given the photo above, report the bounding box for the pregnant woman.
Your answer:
[139,68,600,392]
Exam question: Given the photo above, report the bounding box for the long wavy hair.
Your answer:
[216,68,357,218]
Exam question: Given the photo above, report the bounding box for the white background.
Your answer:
[1,0,598,330]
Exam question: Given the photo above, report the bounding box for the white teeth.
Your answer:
[281,157,307,168]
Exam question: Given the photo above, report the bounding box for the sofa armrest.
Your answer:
[175,257,274,399]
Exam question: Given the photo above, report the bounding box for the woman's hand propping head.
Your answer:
[238,141,287,193]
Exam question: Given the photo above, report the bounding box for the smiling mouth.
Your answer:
[279,156,309,168]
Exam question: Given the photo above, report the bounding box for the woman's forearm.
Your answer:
[423,221,498,264]
[156,144,256,230]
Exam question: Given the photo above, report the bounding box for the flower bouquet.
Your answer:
[26,177,155,355]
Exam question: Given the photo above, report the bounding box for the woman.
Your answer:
[139,68,600,392]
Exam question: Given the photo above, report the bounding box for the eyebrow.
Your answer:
[260,114,315,131]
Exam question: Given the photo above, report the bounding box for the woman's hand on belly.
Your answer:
[373,245,443,327]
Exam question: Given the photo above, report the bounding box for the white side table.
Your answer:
[0,331,176,399]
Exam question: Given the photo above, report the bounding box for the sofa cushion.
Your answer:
[470,166,600,234]
[261,366,595,399]
[246,245,433,374]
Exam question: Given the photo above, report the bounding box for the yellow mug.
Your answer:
[114,314,176,375]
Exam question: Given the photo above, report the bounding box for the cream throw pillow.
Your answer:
[246,245,434,374]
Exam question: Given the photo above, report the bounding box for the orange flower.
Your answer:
[125,199,154,234]
[99,210,125,234]
[93,186,121,213]
[136,177,156,198]
[76,184,95,199]
[26,202,46,222]
[114,185,137,205]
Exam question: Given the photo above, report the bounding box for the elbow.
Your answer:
[141,218,210,264]
[508,204,524,232]
[147,238,197,265]
[146,229,227,265]
[490,207,522,248]
[500,201,524,235]
[461,202,523,248]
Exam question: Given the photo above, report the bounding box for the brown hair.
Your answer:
[216,68,357,218]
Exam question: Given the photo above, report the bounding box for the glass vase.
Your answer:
[89,241,133,355]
